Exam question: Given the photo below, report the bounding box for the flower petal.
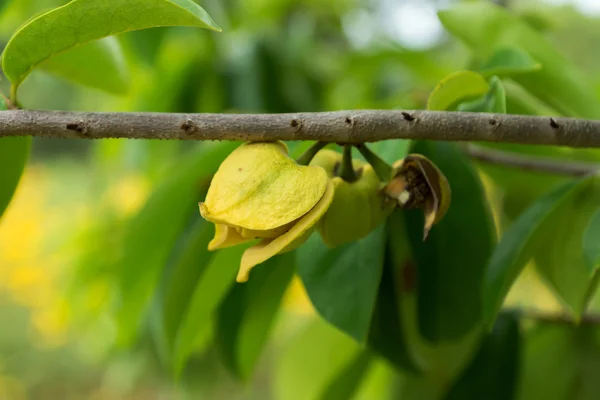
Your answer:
[236,180,335,282]
[385,154,451,239]
[202,142,328,230]
[208,223,253,251]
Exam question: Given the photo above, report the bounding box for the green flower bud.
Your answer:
[310,149,395,248]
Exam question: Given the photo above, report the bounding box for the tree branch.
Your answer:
[510,308,600,326]
[465,144,600,176]
[1,110,600,147]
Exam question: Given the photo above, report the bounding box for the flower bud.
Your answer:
[310,149,395,248]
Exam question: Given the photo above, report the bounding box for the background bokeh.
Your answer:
[1,0,600,398]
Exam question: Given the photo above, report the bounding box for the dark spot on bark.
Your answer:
[401,112,415,121]
[489,119,497,125]
[345,116,353,125]
[290,119,302,132]
[180,119,197,133]
[66,121,89,136]
[550,118,559,129]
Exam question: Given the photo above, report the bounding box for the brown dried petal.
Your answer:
[383,154,451,240]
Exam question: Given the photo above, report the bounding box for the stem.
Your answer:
[338,144,358,182]
[1,110,600,147]
[355,143,394,182]
[464,144,600,176]
[296,141,327,165]
[9,84,18,107]
[505,307,600,326]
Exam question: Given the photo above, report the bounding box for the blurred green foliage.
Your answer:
[1,0,600,399]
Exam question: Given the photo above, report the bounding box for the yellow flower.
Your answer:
[199,141,334,282]
[310,149,395,248]
[384,154,451,239]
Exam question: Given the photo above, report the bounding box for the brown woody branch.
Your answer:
[465,144,600,176]
[512,308,600,326]
[1,110,600,147]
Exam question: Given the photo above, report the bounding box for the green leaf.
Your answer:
[370,139,411,165]
[2,0,220,91]
[426,70,489,111]
[367,211,420,373]
[215,252,295,381]
[503,80,560,117]
[445,312,521,400]
[477,47,542,78]
[458,76,506,114]
[274,317,366,400]
[296,225,386,343]
[38,37,129,94]
[0,136,31,220]
[439,3,600,119]
[319,351,372,400]
[159,219,214,360]
[405,141,495,342]
[533,176,600,317]
[173,244,248,375]
[584,210,600,270]
[114,141,238,346]
[483,175,600,327]
[518,324,600,400]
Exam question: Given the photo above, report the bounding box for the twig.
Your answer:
[0,110,600,147]
[509,308,600,326]
[465,144,600,176]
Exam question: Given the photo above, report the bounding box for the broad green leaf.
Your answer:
[503,79,560,117]
[114,141,239,346]
[367,211,420,373]
[0,136,31,220]
[584,210,600,270]
[458,76,506,113]
[216,252,295,381]
[38,37,129,94]
[439,3,600,119]
[483,176,599,327]
[370,139,411,165]
[445,312,521,400]
[518,324,600,400]
[2,0,221,91]
[274,317,365,400]
[297,225,386,343]
[533,176,600,317]
[426,70,489,111]
[478,47,541,77]
[319,351,372,400]
[160,219,214,360]
[173,244,248,375]
[380,211,481,387]
[405,141,495,342]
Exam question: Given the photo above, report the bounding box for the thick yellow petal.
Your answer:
[236,219,297,240]
[201,142,328,230]
[236,180,335,282]
[208,224,253,251]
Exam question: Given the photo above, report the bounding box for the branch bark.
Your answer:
[513,308,600,326]
[465,144,600,176]
[1,110,600,147]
